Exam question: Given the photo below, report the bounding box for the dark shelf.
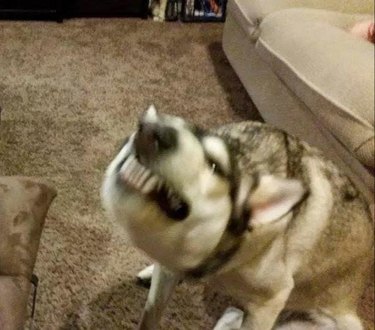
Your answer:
[65,0,148,18]
[0,0,62,21]
[0,0,148,21]
[0,10,61,21]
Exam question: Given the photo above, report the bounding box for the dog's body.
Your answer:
[102,107,373,329]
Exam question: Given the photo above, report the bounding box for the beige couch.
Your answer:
[223,0,374,205]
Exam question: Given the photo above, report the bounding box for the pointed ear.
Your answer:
[249,175,306,226]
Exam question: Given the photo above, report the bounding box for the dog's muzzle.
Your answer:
[117,121,189,221]
[134,120,178,164]
[134,122,159,165]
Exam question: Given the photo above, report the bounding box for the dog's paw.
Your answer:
[213,307,244,330]
[275,310,337,330]
[136,264,154,288]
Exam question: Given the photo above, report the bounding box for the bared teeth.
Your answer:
[137,168,152,187]
[118,153,187,219]
[121,156,140,186]
[119,154,169,196]
[120,156,136,179]
[156,181,163,191]
[141,175,160,194]
[132,164,145,186]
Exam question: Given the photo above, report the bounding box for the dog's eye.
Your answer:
[208,159,224,177]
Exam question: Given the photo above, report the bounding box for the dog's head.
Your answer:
[102,106,305,273]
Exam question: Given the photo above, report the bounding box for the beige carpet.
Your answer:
[0,18,373,330]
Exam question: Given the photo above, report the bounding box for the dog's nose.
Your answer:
[134,121,177,161]
[135,122,158,160]
[143,104,158,122]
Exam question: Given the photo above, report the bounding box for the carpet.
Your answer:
[0,18,373,330]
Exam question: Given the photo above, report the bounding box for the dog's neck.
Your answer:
[184,215,248,278]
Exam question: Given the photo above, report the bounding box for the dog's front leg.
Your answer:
[138,263,182,330]
[240,284,293,330]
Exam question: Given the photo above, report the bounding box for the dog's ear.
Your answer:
[228,175,306,234]
[249,175,306,227]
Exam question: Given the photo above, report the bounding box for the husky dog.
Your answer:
[101,106,374,330]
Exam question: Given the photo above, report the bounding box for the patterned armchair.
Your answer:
[0,177,56,330]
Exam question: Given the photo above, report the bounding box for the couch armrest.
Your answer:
[257,8,374,167]
[227,0,373,44]
[252,0,374,16]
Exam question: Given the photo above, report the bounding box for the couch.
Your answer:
[222,0,374,206]
[0,177,56,330]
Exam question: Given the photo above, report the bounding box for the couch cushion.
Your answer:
[228,0,374,42]
[256,8,374,167]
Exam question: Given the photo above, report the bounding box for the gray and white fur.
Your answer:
[102,106,374,330]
